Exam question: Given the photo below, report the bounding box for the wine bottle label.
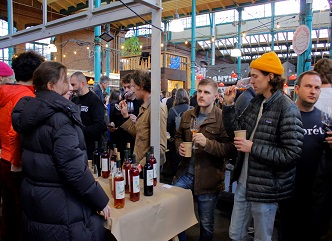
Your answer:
[147,169,153,186]
[133,175,140,193]
[127,170,130,187]
[111,161,116,173]
[122,170,126,184]
[153,163,157,178]
[115,180,125,199]
[102,158,109,172]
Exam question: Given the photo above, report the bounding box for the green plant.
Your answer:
[121,36,142,56]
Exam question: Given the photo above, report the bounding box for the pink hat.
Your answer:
[0,61,14,77]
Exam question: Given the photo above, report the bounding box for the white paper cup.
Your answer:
[183,142,193,157]
[234,130,247,139]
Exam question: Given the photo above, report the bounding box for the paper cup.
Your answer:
[234,130,246,139]
[183,142,193,157]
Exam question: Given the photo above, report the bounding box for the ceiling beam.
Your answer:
[0,1,155,48]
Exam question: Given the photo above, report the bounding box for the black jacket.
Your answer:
[12,90,109,241]
[223,90,304,202]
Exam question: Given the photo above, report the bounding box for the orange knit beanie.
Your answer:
[250,52,284,75]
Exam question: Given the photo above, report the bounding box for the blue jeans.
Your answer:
[174,172,219,241]
[229,183,278,241]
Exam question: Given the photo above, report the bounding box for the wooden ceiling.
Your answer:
[35,0,271,28]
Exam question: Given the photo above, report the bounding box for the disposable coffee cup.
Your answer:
[234,130,246,139]
[183,142,192,157]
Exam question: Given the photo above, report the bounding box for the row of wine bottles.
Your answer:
[92,142,159,209]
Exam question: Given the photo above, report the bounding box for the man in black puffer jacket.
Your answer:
[223,52,304,241]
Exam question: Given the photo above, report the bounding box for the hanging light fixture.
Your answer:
[276,22,280,28]
[230,42,242,57]
[48,44,57,53]
[169,12,184,32]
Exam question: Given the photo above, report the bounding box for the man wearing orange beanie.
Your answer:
[222,52,304,241]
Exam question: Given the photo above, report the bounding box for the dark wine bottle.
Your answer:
[143,152,153,196]
[149,146,157,186]
[93,141,101,177]
[122,150,131,194]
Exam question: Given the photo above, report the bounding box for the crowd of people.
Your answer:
[0,50,331,241]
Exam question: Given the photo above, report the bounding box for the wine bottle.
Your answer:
[143,152,153,196]
[149,146,157,186]
[122,150,131,194]
[93,141,101,177]
[101,142,110,178]
[129,154,140,202]
[110,145,117,197]
[126,142,131,157]
[110,144,117,174]
[114,154,125,209]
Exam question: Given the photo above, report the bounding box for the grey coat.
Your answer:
[222,90,304,202]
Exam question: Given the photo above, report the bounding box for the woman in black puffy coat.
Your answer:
[12,61,111,241]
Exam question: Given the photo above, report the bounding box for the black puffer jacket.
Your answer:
[12,91,109,241]
[223,90,304,202]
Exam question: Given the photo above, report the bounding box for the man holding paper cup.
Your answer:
[222,52,304,241]
[173,78,236,241]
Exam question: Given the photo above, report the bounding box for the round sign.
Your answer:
[292,25,310,55]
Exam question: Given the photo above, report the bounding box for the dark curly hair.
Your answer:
[131,70,151,93]
[12,50,45,82]
[260,70,285,94]
[313,58,332,85]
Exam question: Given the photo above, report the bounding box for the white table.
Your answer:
[98,178,197,241]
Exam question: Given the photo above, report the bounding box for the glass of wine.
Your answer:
[127,101,134,114]
[321,106,332,137]
[190,118,199,149]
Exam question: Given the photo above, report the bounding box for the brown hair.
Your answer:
[33,61,67,92]
[313,58,332,85]
[121,73,132,84]
[173,88,189,106]
[260,70,285,94]
[198,78,218,93]
[296,70,321,87]
[131,70,151,93]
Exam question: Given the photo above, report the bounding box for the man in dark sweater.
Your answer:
[279,70,332,241]
[70,72,107,159]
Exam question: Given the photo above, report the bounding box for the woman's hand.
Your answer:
[102,205,111,220]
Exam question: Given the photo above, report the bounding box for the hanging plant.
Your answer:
[121,36,142,56]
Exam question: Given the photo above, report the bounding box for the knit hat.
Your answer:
[0,61,14,77]
[250,52,284,75]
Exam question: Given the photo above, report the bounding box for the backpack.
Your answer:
[172,106,192,130]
